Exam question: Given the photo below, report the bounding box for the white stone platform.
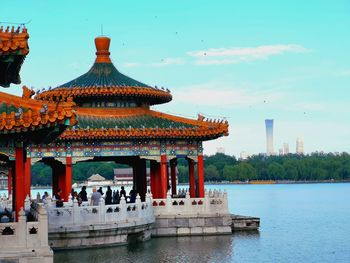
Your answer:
[152,190,232,236]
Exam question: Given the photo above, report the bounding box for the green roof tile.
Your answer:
[58,63,151,89]
[75,114,196,129]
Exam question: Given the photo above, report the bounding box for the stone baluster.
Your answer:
[205,190,211,214]
[37,205,49,247]
[67,194,73,206]
[147,193,153,218]
[24,195,30,212]
[135,194,141,218]
[185,190,191,214]
[119,196,127,222]
[36,192,41,202]
[99,197,106,223]
[17,208,26,248]
[166,190,172,213]
[72,198,79,224]
[222,190,229,214]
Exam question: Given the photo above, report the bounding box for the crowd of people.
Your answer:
[49,186,139,207]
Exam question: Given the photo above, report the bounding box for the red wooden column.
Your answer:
[7,166,12,197]
[197,155,205,198]
[160,155,168,198]
[170,159,177,196]
[52,161,63,197]
[188,158,196,197]
[150,160,157,197]
[63,156,73,201]
[134,158,147,201]
[14,147,25,221]
[24,157,31,197]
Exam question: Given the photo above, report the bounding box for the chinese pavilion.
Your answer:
[0,26,76,219]
[31,36,229,202]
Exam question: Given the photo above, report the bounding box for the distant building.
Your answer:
[283,142,289,155]
[114,168,177,186]
[296,137,304,154]
[216,147,225,154]
[240,151,250,160]
[265,119,274,156]
[114,168,150,186]
[279,148,283,155]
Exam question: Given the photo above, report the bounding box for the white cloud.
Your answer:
[188,44,310,65]
[173,82,282,108]
[151,58,186,67]
[336,69,350,77]
[123,62,140,68]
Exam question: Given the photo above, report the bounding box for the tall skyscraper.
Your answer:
[283,142,289,155]
[296,137,304,154]
[265,119,274,155]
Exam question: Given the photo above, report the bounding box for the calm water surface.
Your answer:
[27,183,350,262]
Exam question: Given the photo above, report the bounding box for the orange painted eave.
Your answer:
[0,27,29,55]
[58,106,229,140]
[0,87,77,132]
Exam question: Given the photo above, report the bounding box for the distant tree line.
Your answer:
[30,152,350,186]
[177,152,350,183]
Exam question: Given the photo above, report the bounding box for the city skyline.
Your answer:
[265,119,274,155]
[1,0,350,156]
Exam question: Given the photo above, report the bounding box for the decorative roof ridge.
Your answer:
[0,86,76,111]
[0,26,28,37]
[35,85,172,103]
[148,109,229,129]
[0,87,77,132]
[0,26,29,54]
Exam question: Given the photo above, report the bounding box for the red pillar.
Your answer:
[160,155,168,198]
[14,147,25,221]
[63,156,73,201]
[150,160,157,197]
[24,157,31,198]
[7,166,12,197]
[197,155,205,198]
[188,158,196,197]
[170,159,177,196]
[52,161,63,197]
[134,158,147,201]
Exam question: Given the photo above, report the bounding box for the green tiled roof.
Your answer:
[75,114,196,129]
[58,63,151,89]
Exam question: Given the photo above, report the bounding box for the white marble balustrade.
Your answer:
[46,193,154,229]
[0,205,53,262]
[152,189,229,216]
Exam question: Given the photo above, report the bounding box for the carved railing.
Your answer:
[46,193,154,230]
[0,205,50,253]
[152,189,229,216]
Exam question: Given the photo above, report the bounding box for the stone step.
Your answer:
[231,214,260,231]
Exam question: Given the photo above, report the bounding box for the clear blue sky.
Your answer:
[2,0,350,156]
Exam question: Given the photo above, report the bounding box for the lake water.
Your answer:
[3,183,350,262]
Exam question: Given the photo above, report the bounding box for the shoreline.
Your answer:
[181,179,350,186]
[1,180,349,191]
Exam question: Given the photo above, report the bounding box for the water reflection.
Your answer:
[52,183,350,263]
[54,235,244,263]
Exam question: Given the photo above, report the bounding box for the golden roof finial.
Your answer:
[95,36,111,63]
